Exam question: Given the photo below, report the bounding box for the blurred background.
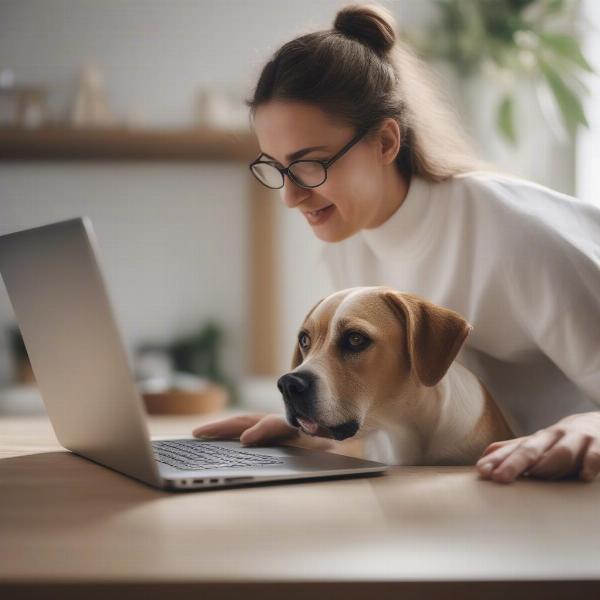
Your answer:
[0,0,598,419]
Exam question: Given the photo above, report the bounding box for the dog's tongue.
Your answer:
[297,416,319,434]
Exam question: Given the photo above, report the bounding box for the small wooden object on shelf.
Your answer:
[0,86,47,128]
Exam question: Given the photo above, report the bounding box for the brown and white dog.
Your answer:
[276,286,514,465]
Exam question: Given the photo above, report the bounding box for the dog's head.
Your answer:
[277,286,472,441]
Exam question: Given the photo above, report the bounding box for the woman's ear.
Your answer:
[378,118,401,166]
[290,296,326,369]
[382,290,473,387]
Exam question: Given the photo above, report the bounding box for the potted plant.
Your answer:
[136,320,239,415]
[406,0,594,145]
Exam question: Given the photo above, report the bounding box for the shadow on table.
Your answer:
[0,450,167,529]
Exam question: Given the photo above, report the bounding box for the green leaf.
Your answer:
[497,94,517,145]
[537,32,595,73]
[559,69,592,96]
[539,60,589,135]
[541,0,567,15]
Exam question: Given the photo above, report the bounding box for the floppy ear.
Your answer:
[382,290,473,387]
[291,296,326,369]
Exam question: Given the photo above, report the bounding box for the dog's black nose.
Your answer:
[277,372,313,399]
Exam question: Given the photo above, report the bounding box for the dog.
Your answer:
[276,286,514,465]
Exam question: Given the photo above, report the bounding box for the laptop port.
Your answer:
[209,478,219,483]
[193,479,205,484]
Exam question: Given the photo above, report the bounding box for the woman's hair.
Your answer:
[247,3,493,182]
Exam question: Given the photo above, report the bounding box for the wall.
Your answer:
[577,0,600,203]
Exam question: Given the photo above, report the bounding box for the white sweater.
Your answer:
[318,171,600,438]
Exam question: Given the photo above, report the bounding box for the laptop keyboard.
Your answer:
[152,439,285,471]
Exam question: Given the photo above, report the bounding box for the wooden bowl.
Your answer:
[142,383,228,415]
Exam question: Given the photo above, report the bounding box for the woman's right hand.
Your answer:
[192,413,334,451]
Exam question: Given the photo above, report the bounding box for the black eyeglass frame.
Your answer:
[249,128,369,190]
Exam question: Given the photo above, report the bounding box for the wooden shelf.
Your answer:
[0,125,259,162]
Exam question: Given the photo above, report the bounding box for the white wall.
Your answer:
[577,0,600,203]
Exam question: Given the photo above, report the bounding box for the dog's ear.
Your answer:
[382,291,472,387]
[291,296,326,369]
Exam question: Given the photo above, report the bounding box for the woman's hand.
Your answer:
[192,413,335,451]
[476,411,600,484]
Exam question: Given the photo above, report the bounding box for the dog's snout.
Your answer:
[277,372,313,399]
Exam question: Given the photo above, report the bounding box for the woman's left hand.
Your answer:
[476,411,600,484]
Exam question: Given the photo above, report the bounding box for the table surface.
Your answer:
[1,413,599,598]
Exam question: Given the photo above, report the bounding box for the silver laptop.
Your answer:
[0,217,388,491]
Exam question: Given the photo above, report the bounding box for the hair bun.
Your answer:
[333,4,396,56]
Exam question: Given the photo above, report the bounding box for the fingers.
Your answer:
[478,436,526,458]
[580,439,600,482]
[476,429,562,483]
[476,437,524,473]
[240,414,299,446]
[191,413,300,447]
[526,432,591,480]
[192,414,267,439]
[476,428,599,484]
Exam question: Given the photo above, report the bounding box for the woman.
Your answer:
[194,3,600,484]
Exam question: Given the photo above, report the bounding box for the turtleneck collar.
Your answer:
[360,175,433,261]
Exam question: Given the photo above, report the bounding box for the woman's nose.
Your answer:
[280,177,311,209]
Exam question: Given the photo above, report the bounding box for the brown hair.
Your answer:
[247,3,493,182]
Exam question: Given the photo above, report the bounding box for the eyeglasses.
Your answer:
[249,129,368,190]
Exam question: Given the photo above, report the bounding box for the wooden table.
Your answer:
[1,414,599,599]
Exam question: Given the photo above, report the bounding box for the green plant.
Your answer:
[168,320,239,406]
[407,0,594,144]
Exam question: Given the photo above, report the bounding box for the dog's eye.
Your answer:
[344,331,370,351]
[298,333,311,350]
[348,332,365,346]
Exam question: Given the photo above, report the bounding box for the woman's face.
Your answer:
[253,100,394,243]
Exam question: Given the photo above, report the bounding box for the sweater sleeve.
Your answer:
[504,202,600,408]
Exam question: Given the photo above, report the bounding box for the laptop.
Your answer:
[0,217,389,491]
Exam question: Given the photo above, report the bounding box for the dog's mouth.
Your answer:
[296,415,324,435]
[290,412,359,441]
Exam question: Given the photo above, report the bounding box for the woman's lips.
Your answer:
[305,204,334,225]
[305,203,332,215]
